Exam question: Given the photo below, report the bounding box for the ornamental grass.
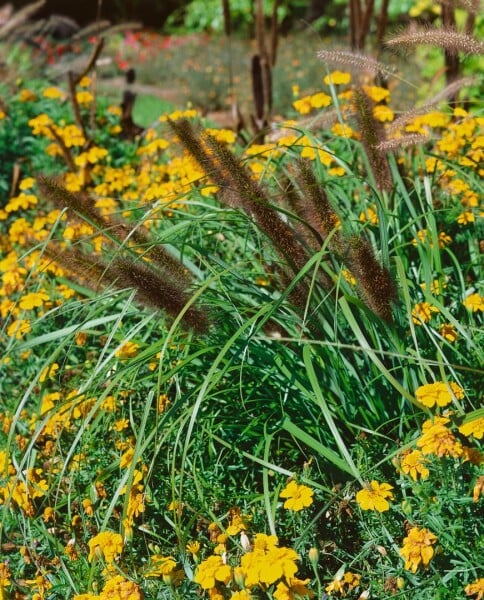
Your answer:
[0,4,483,599]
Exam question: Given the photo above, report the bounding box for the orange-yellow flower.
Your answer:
[399,449,429,480]
[279,480,314,511]
[194,555,231,589]
[87,531,123,563]
[400,526,437,573]
[465,578,484,599]
[417,416,463,458]
[356,480,393,512]
[415,381,464,408]
[463,293,484,312]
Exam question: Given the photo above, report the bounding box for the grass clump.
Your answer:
[0,11,483,600]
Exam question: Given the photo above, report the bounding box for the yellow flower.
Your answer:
[76,90,94,105]
[293,96,313,114]
[79,76,92,87]
[0,110,5,120]
[324,71,351,85]
[373,104,394,122]
[465,578,484,599]
[43,86,66,100]
[310,92,331,108]
[412,302,439,324]
[463,292,484,312]
[363,85,390,102]
[115,341,140,359]
[457,211,475,225]
[19,177,35,190]
[20,89,37,102]
[231,591,253,599]
[273,577,315,599]
[417,416,463,458]
[194,555,232,589]
[459,417,484,440]
[331,122,354,138]
[19,290,50,310]
[439,323,458,343]
[145,555,177,577]
[415,381,464,408]
[87,531,123,563]
[325,571,361,596]
[359,205,379,225]
[400,526,437,573]
[356,480,393,512]
[39,362,60,383]
[279,480,314,511]
[399,449,429,480]
[7,318,31,339]
[99,575,142,600]
[241,543,299,587]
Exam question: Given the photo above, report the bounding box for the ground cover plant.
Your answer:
[0,1,483,599]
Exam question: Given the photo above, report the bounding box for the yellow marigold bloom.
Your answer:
[463,292,484,312]
[39,362,59,383]
[241,544,299,587]
[145,555,177,577]
[186,540,201,556]
[20,89,37,102]
[82,498,94,517]
[28,113,53,136]
[19,177,35,190]
[293,96,313,114]
[7,318,31,339]
[465,578,484,599]
[76,90,94,105]
[459,417,484,440]
[79,76,92,87]
[87,531,123,563]
[273,577,315,599]
[310,92,331,108]
[0,110,5,120]
[356,480,393,512]
[373,104,394,122]
[43,86,66,99]
[324,71,351,85]
[231,591,253,599]
[472,477,484,503]
[325,571,361,596]
[363,85,390,102]
[457,211,475,225]
[0,562,12,587]
[412,302,439,325]
[331,122,354,138]
[19,290,50,310]
[279,480,314,511]
[400,526,437,573]
[58,124,86,147]
[194,555,231,589]
[359,205,378,225]
[99,575,142,600]
[115,341,140,359]
[399,449,429,480]
[417,416,463,458]
[419,111,449,128]
[415,381,464,408]
[439,323,458,343]
[74,146,108,166]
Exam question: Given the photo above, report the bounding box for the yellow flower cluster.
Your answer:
[400,526,437,572]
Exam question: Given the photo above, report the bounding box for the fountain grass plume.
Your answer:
[385,26,484,56]
[347,235,396,322]
[352,87,392,192]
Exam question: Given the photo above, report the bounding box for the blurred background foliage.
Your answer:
[10,0,419,33]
